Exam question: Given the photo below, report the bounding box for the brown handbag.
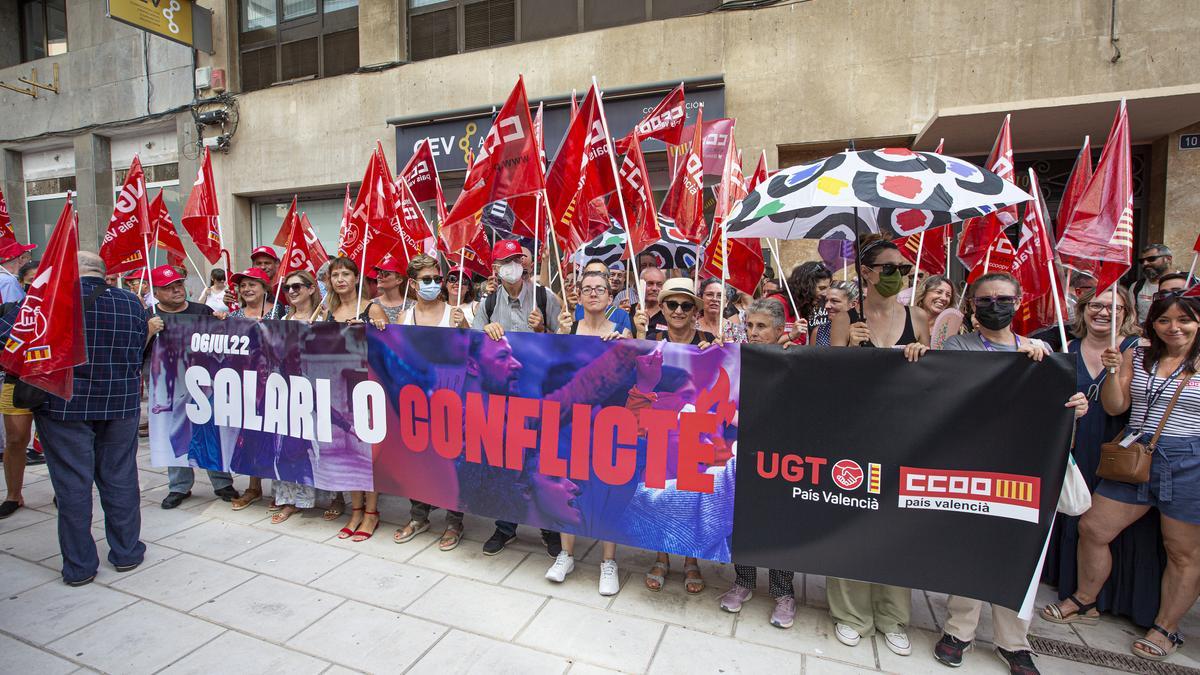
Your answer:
[1097,371,1194,484]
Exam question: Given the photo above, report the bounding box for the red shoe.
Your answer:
[337,507,364,540]
[351,510,380,542]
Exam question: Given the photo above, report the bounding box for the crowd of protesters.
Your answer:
[0,232,1197,673]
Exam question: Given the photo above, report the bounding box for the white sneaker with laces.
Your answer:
[545,551,575,583]
[884,631,912,656]
[835,623,861,647]
[598,559,619,596]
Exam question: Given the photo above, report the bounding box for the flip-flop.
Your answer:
[270,506,298,524]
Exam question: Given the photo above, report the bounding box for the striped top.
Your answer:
[1129,348,1200,438]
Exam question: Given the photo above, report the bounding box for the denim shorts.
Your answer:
[1096,434,1200,524]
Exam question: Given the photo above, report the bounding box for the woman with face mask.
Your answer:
[398,254,467,329]
[848,236,919,349]
[906,273,1089,671]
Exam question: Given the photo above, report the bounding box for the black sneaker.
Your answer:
[482,529,516,556]
[25,449,46,465]
[64,575,96,588]
[995,648,1039,675]
[213,486,240,502]
[114,561,141,573]
[934,633,972,667]
[541,530,562,557]
[161,491,191,509]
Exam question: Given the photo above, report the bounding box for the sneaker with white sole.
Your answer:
[719,585,753,613]
[835,623,861,647]
[884,631,912,656]
[598,559,619,596]
[770,595,796,628]
[545,551,575,582]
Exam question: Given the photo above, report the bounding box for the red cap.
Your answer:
[250,246,279,262]
[448,265,465,275]
[0,241,36,262]
[492,239,522,261]
[124,268,149,282]
[150,265,184,287]
[374,254,406,274]
[230,267,273,288]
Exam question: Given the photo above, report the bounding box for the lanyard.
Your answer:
[980,334,1019,352]
[1141,361,1185,430]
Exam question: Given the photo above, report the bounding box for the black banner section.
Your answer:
[733,346,1074,612]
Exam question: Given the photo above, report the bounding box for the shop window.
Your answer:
[19,0,68,62]
[239,0,358,92]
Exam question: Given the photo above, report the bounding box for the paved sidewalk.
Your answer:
[1,442,1197,674]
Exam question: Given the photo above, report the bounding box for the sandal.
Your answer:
[337,506,364,539]
[323,495,345,521]
[1132,624,1184,662]
[1041,594,1099,625]
[438,526,463,552]
[266,501,283,514]
[684,562,705,594]
[644,560,670,592]
[394,519,430,544]
[230,487,262,511]
[270,505,299,524]
[352,510,380,542]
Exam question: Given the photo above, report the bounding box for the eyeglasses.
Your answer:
[1139,255,1167,264]
[663,300,696,313]
[1153,289,1186,300]
[284,282,312,293]
[580,286,608,297]
[972,295,1019,308]
[447,275,462,283]
[868,263,914,276]
[1084,302,1125,314]
[417,276,444,284]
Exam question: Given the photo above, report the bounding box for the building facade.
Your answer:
[2,0,1198,276]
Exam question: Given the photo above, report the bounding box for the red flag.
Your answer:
[957,115,1019,270]
[0,199,85,400]
[393,176,435,264]
[150,191,186,267]
[569,90,578,123]
[1013,170,1064,335]
[280,210,330,279]
[457,213,494,278]
[894,225,949,275]
[0,187,18,251]
[702,236,764,296]
[399,138,443,204]
[1058,102,1134,292]
[661,105,707,244]
[181,147,224,264]
[533,101,546,167]
[671,118,736,177]
[339,183,351,231]
[340,145,402,271]
[271,196,299,247]
[966,230,1017,284]
[615,83,686,152]
[546,84,619,257]
[1056,137,1093,242]
[747,150,770,192]
[100,156,152,275]
[611,128,659,255]
[442,77,545,254]
[714,133,747,226]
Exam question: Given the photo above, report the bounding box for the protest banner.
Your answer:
[733,345,1075,613]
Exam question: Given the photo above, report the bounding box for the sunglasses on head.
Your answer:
[1153,289,1186,300]
[972,295,1019,308]
[869,263,914,276]
[284,282,312,293]
[663,299,696,313]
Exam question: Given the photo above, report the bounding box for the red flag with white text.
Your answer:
[280,210,330,279]
[1057,102,1134,292]
[150,191,186,267]
[340,145,402,271]
[957,116,1018,270]
[614,83,686,152]
[399,138,443,205]
[966,230,1017,284]
[1012,170,1063,335]
[1055,137,1092,242]
[181,147,224,264]
[702,236,764,296]
[661,105,708,244]
[610,128,659,255]
[546,85,618,256]
[100,156,153,275]
[0,199,85,399]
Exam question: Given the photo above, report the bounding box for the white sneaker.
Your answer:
[545,552,575,583]
[883,631,912,656]
[834,623,861,647]
[598,559,619,596]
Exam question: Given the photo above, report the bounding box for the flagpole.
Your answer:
[1046,257,1068,353]
[718,219,728,341]
[764,237,801,325]
[143,234,157,314]
[909,231,925,308]
[1188,253,1197,285]
[545,198,570,310]
[456,248,466,306]
[591,75,638,306]
[532,191,542,294]
[272,203,297,313]
[357,234,368,310]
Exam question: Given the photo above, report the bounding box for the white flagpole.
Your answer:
[1046,258,1069,353]
[1187,252,1197,285]
[764,237,801,324]
[143,234,157,314]
[533,191,542,291]
[909,231,925,308]
[591,75,638,305]
[456,248,466,306]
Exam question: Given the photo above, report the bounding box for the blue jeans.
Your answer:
[167,466,233,494]
[35,414,146,582]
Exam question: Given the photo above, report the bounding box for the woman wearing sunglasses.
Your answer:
[371,255,410,324]
[393,254,470,551]
[1041,285,1163,629]
[445,266,478,323]
[1045,295,1200,663]
[642,278,713,595]
[905,273,1089,672]
[825,236,920,657]
[266,271,323,524]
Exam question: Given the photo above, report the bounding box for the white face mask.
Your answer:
[417,280,441,301]
[498,261,523,284]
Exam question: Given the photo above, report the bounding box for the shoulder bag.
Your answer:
[1097,370,1195,484]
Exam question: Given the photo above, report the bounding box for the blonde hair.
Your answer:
[1071,285,1139,339]
[406,254,439,279]
[283,270,319,319]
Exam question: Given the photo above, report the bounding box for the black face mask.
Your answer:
[975,303,1016,331]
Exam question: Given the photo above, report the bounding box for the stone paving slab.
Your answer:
[0,448,1196,674]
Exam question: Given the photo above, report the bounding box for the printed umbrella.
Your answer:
[723,148,1032,242]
